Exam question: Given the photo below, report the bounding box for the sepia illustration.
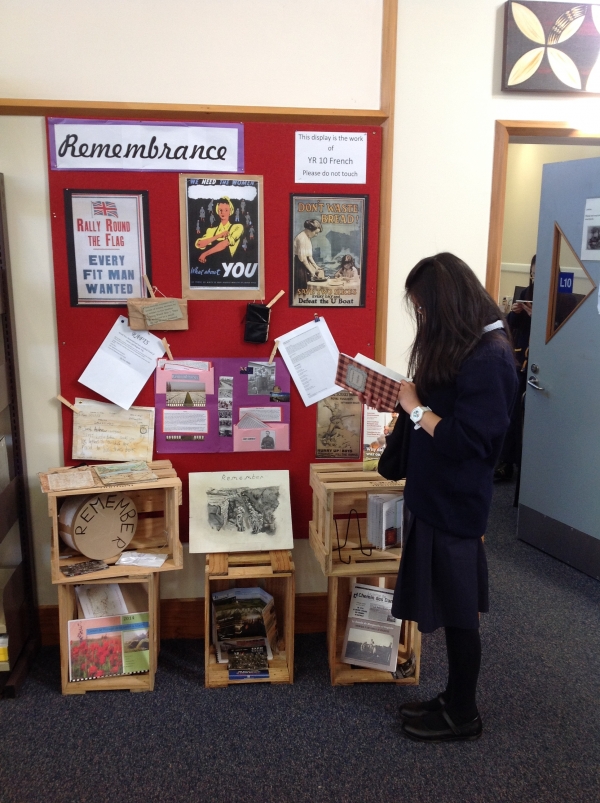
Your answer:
[316,390,362,459]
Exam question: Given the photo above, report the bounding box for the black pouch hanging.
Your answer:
[244,303,270,343]
[377,407,411,481]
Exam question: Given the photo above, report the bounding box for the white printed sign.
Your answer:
[295,131,367,184]
[49,118,243,172]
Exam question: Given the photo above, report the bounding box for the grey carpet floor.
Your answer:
[1,481,599,803]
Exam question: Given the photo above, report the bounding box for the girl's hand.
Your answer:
[397,380,421,414]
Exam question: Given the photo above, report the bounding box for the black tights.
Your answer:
[443,626,481,722]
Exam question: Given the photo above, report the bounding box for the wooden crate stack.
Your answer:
[309,462,421,686]
[204,550,295,688]
[40,460,182,694]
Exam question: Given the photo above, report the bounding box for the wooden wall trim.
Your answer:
[0,98,387,126]
[374,0,398,364]
[38,592,329,646]
[486,119,600,300]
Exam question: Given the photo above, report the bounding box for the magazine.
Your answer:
[68,612,150,681]
[212,587,277,663]
[341,583,401,673]
[228,644,270,680]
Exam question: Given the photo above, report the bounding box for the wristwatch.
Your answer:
[410,405,431,430]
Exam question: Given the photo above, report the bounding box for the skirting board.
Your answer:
[518,504,600,581]
[38,592,328,647]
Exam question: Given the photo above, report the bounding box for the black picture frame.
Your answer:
[64,189,152,307]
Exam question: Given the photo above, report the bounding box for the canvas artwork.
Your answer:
[503,2,600,93]
[189,470,294,553]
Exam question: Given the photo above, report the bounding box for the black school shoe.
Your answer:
[401,709,482,742]
[399,693,446,720]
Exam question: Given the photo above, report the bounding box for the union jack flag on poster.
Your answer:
[92,200,118,217]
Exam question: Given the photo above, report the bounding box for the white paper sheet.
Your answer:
[75,584,128,619]
[79,316,165,409]
[581,197,600,261]
[275,317,341,406]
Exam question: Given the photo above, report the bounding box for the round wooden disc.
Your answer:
[58,492,138,560]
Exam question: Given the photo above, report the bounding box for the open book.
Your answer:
[336,353,408,412]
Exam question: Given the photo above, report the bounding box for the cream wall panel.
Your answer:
[0,0,382,110]
[0,116,61,605]
[386,0,600,373]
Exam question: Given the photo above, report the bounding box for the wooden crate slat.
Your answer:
[208,553,229,575]
[270,550,292,573]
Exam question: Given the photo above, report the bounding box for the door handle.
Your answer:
[527,376,545,391]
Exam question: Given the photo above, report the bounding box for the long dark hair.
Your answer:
[405,252,505,396]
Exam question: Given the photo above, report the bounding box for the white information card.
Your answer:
[295,131,367,184]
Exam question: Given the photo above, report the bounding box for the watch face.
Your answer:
[410,407,421,422]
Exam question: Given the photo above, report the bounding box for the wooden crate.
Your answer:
[204,550,295,688]
[40,461,183,584]
[58,573,159,695]
[309,462,405,576]
[327,573,421,686]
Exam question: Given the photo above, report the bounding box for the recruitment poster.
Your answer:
[65,190,151,306]
[290,194,368,308]
[180,174,264,300]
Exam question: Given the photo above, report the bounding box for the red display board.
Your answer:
[47,120,383,543]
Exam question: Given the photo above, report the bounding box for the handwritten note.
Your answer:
[142,299,184,327]
[47,469,95,492]
[72,398,155,462]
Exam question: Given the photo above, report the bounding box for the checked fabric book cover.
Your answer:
[335,353,407,413]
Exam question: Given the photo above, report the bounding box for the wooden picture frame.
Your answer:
[179,174,264,300]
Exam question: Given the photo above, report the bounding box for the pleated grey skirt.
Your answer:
[391,511,489,633]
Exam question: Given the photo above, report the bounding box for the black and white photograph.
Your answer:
[218,410,232,437]
[290,194,368,307]
[343,626,394,668]
[189,470,293,553]
[247,361,276,396]
[165,380,206,407]
[260,430,276,449]
[180,174,264,300]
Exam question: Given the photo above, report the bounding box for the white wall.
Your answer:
[386,0,600,372]
[5,0,600,605]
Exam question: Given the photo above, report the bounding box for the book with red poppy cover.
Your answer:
[68,612,149,681]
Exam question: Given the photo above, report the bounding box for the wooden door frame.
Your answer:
[485,119,600,298]
[0,0,398,363]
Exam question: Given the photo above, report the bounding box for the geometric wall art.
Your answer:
[503,2,600,93]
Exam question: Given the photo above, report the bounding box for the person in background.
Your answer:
[365,253,517,742]
[494,254,535,482]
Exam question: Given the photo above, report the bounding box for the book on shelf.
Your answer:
[212,587,278,665]
[341,582,402,673]
[336,353,408,413]
[367,494,404,550]
[68,612,150,681]
[228,643,270,680]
